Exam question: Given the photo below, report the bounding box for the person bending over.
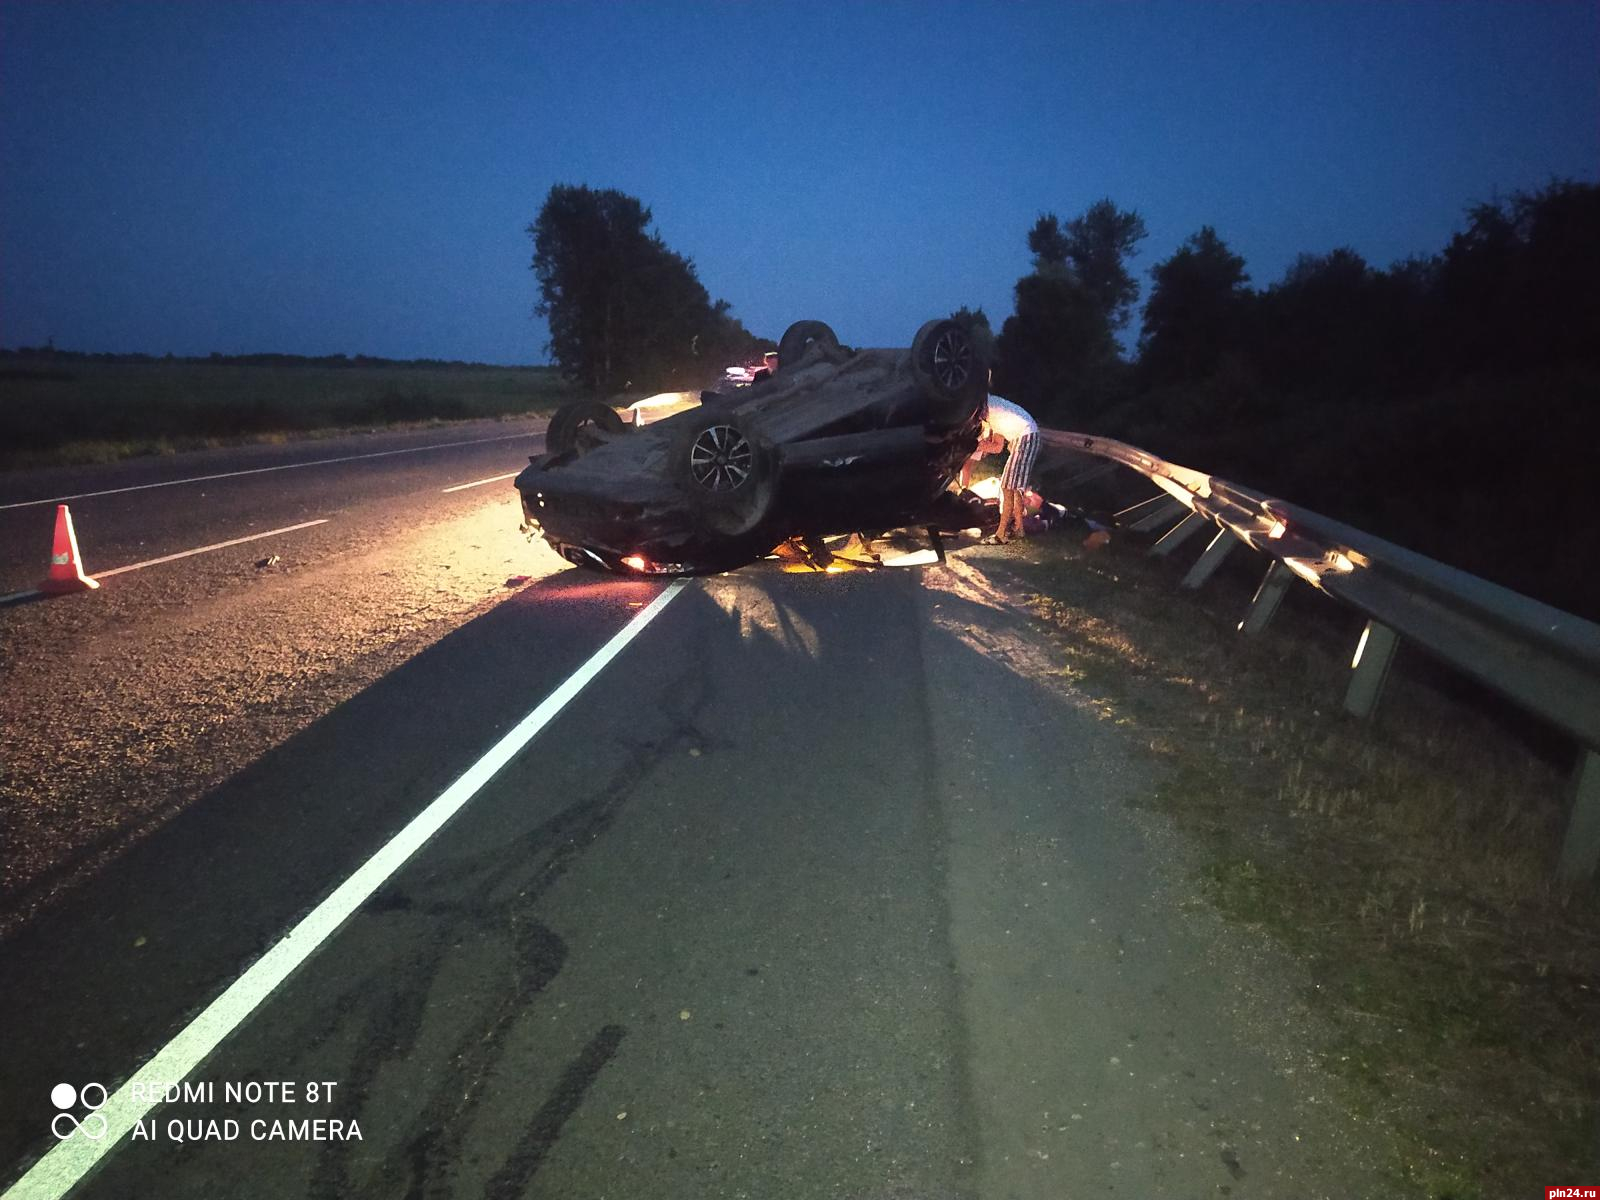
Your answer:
[960,393,1040,543]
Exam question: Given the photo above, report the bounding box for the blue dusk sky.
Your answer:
[1,1,1596,365]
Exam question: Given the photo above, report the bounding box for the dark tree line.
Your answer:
[982,180,1598,618]
[1138,182,1598,414]
[980,180,1598,433]
[529,184,768,395]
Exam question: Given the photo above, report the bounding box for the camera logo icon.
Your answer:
[50,1083,107,1141]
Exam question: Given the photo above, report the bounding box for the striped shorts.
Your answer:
[999,431,1040,492]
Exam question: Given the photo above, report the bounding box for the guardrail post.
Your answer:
[1239,560,1295,635]
[1129,498,1188,533]
[1150,511,1209,558]
[1558,750,1600,884]
[1343,619,1399,719]
[1181,528,1238,590]
[1114,493,1172,523]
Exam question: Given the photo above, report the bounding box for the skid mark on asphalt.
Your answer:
[208,663,717,1199]
[4,583,681,1200]
[481,1025,626,1198]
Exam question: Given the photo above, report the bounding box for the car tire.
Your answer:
[668,409,778,537]
[777,320,841,370]
[910,319,986,418]
[546,401,626,456]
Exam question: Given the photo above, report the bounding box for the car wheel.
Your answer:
[910,319,986,416]
[777,320,841,370]
[669,410,778,537]
[546,401,626,456]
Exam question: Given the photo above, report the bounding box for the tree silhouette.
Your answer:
[529,184,760,394]
[1138,225,1250,386]
[950,305,996,365]
[1001,203,1143,422]
[1435,180,1600,376]
[1254,247,1389,396]
[1062,199,1148,330]
[1027,214,1070,273]
[994,270,1117,424]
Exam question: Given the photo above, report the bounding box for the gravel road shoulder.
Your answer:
[0,487,564,938]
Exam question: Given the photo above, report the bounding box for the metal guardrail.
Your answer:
[1039,429,1600,882]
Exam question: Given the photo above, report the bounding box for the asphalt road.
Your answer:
[0,419,551,598]
[1,425,1391,1198]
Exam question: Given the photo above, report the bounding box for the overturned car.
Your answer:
[514,318,989,575]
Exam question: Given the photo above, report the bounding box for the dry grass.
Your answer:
[968,528,1600,1197]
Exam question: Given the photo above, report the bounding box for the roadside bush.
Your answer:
[1128,366,1600,622]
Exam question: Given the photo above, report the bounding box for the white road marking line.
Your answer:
[93,520,331,579]
[0,432,541,512]
[0,577,687,1200]
[441,471,520,493]
[0,521,330,606]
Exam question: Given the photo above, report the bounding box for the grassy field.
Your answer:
[0,360,583,468]
[968,515,1599,1197]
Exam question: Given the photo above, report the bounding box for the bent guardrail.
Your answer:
[1039,429,1600,883]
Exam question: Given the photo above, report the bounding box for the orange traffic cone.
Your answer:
[39,504,99,593]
